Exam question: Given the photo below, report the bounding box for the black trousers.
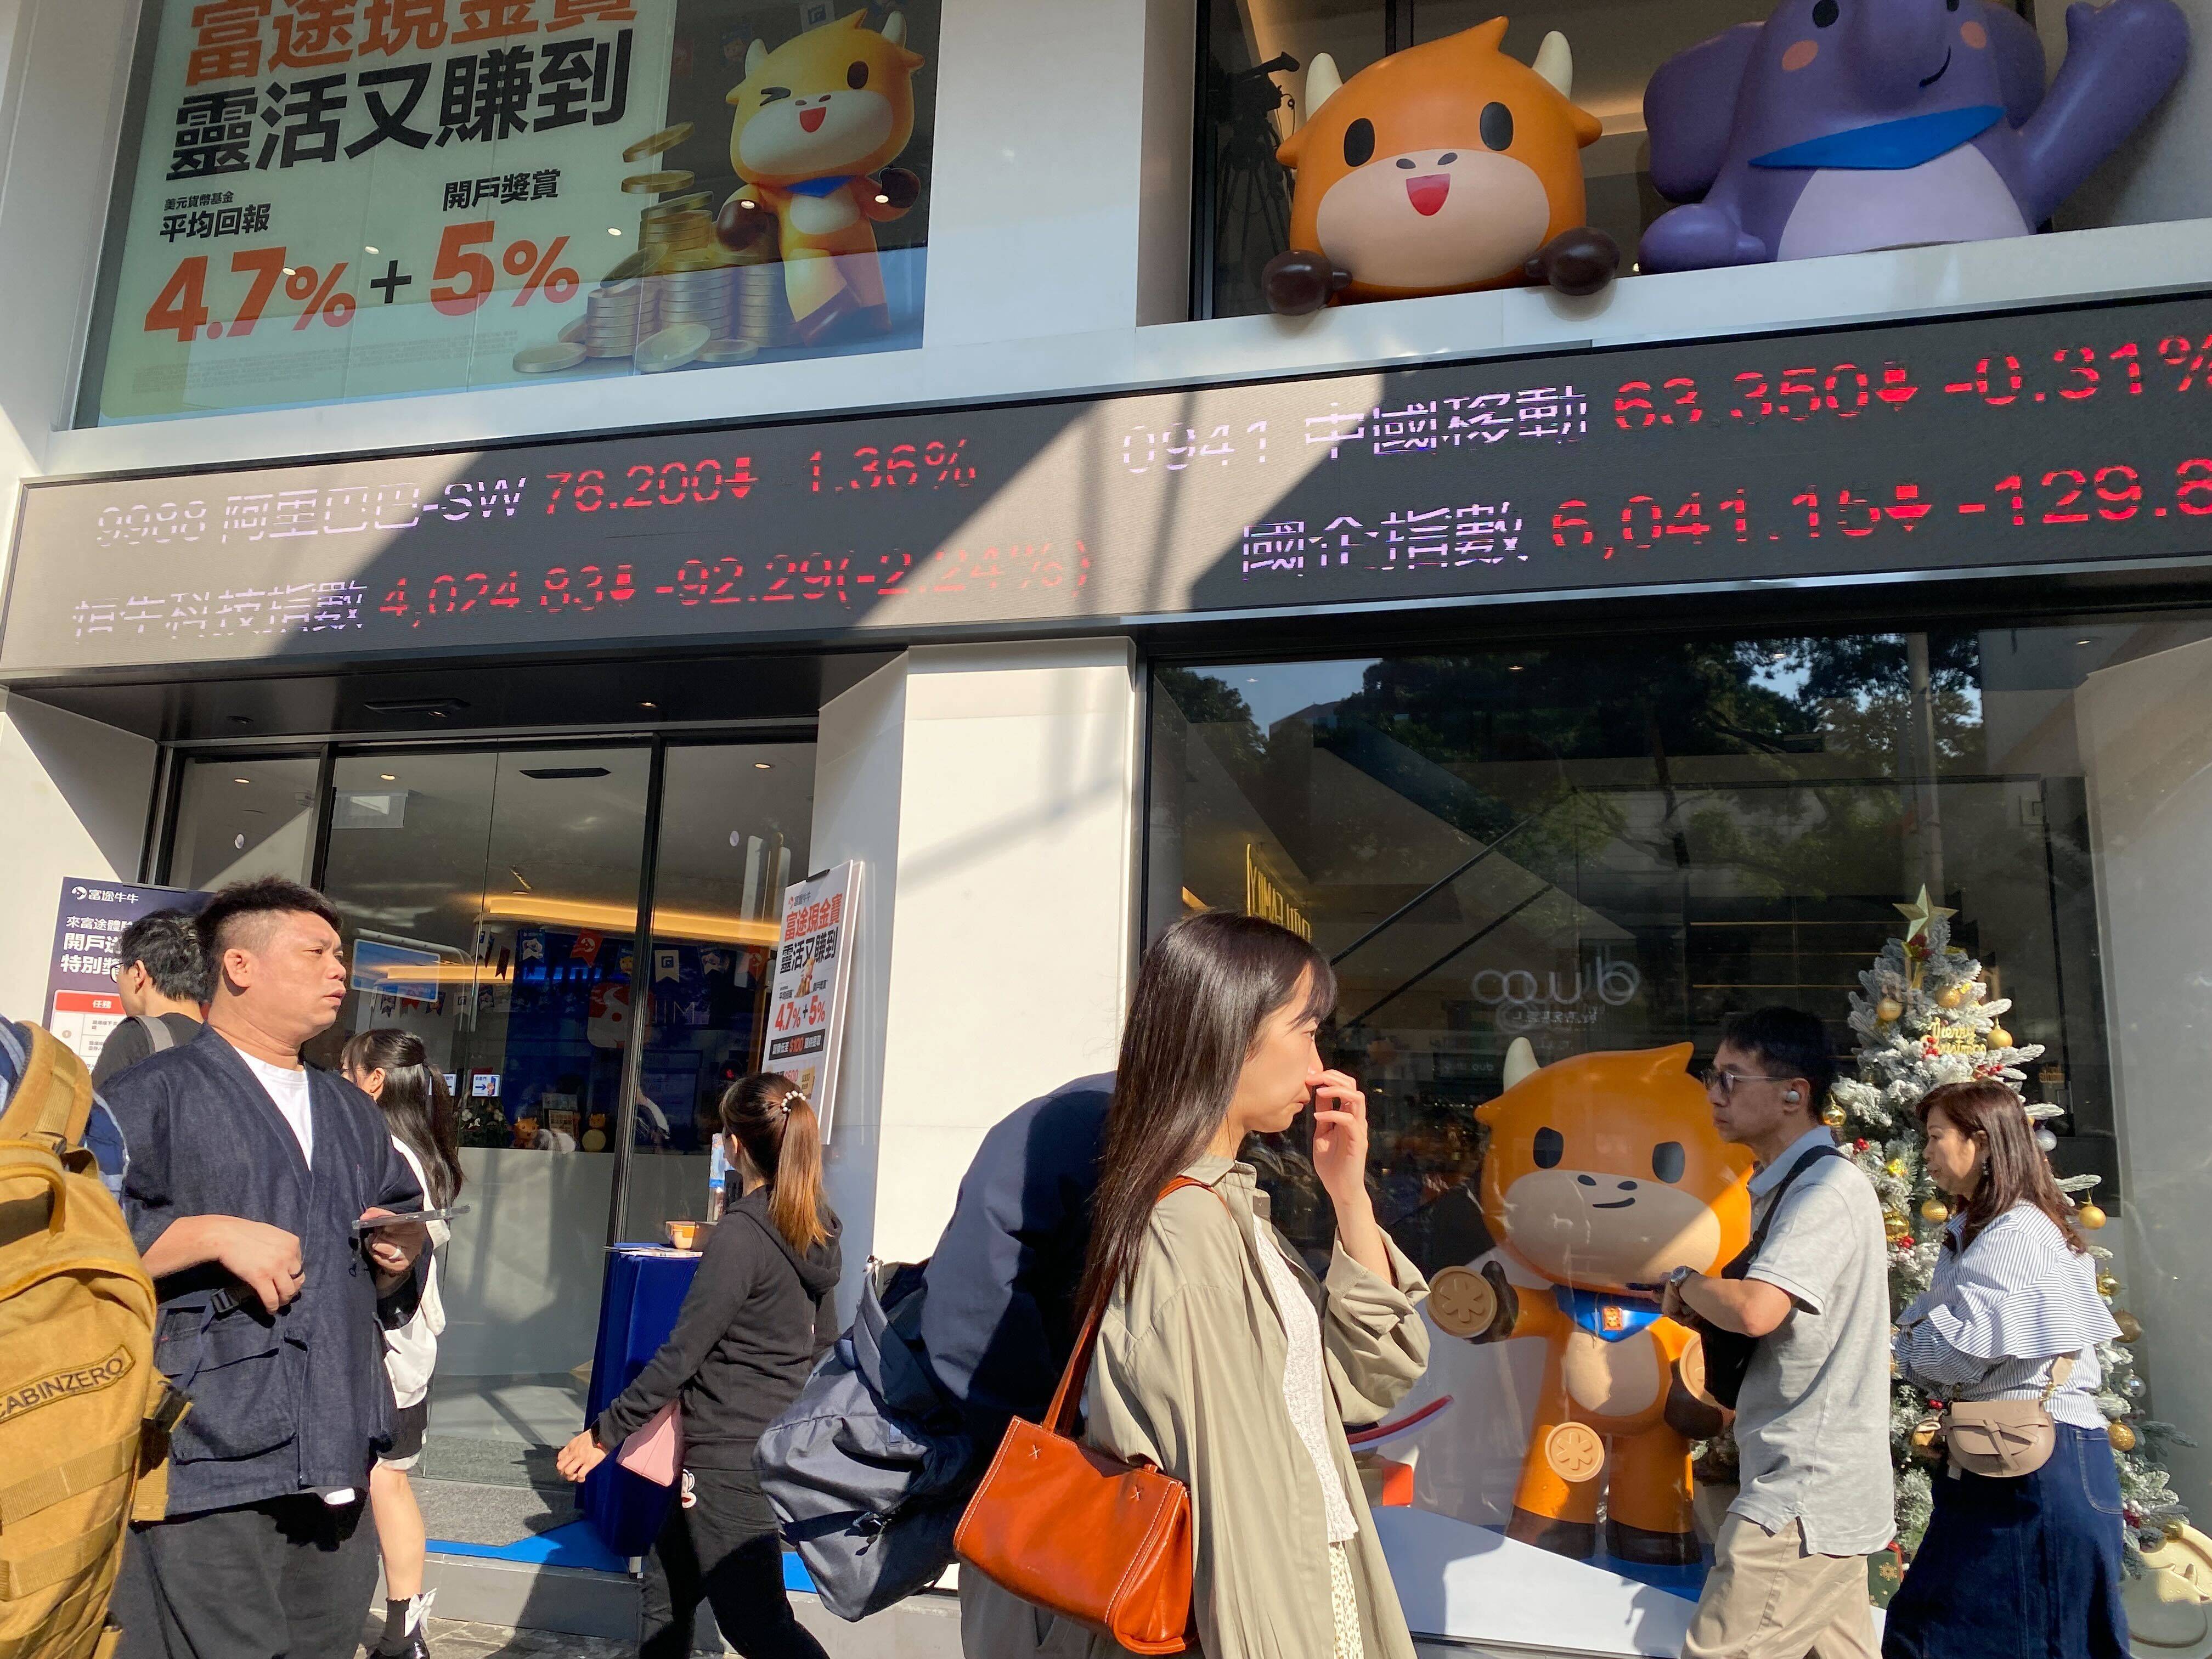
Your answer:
[112,1494,379,1659]
[639,1465,827,1659]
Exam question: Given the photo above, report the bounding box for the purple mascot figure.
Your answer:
[1639,0,2188,270]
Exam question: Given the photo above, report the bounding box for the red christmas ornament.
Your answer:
[1897,1235,1915,1250]
[1855,1138,1872,1151]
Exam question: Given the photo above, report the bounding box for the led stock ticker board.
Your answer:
[10,291,2212,675]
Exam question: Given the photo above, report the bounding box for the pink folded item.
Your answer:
[617,1401,684,1486]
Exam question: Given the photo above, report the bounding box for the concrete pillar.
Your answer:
[808,638,1141,1302]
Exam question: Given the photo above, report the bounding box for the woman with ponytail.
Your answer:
[557,1073,841,1659]
[342,1029,464,1659]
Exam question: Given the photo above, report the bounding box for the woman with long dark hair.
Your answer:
[1886,1079,2126,1659]
[965,911,1431,1659]
[556,1073,840,1659]
[341,1029,464,1659]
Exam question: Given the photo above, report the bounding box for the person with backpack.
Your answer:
[102,877,427,1659]
[556,1073,841,1659]
[92,909,209,1087]
[1658,1007,1893,1659]
[341,1030,465,1659]
[961,912,1432,1659]
[0,1018,176,1659]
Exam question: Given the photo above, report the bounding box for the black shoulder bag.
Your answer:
[1700,1142,1846,1409]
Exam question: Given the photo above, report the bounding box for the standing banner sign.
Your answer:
[44,878,211,1070]
[765,860,859,1142]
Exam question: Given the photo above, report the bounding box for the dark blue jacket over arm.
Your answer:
[918,1074,1109,1438]
[104,1026,424,1515]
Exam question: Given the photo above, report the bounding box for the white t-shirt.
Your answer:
[233,1043,314,1169]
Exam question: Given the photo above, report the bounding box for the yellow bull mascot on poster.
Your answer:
[714,11,926,346]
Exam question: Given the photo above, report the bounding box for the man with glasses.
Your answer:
[1661,1006,1891,1659]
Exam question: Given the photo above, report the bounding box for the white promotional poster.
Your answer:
[764,859,857,1141]
[43,878,210,1070]
[95,0,939,420]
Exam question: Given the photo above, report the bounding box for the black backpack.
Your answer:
[1701,1142,1846,1408]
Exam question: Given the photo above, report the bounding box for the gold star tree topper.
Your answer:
[1894,885,1959,944]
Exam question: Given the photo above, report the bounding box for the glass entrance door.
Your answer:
[316,744,651,1509]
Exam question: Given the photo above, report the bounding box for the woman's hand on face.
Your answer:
[556,1430,608,1483]
[1310,1069,1372,1210]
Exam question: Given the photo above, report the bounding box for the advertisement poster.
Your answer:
[44,878,211,1070]
[93,0,937,420]
[764,859,857,1141]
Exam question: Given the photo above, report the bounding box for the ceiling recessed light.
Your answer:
[380,773,397,781]
[753,761,772,770]
[1507,664,1523,673]
[640,701,658,710]
[365,245,380,254]
[608,227,622,235]
[2075,637,2093,646]
[234,776,251,784]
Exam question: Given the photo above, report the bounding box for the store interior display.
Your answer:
[1824,895,2199,1613]
[1263,19,1618,313]
[1640,0,2190,271]
[1436,1043,1752,1565]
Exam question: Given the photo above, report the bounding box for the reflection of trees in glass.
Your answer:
[1773,631,1982,771]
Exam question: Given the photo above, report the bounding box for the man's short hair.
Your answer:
[1720,1005,1837,1105]
[196,877,344,970]
[116,909,212,1003]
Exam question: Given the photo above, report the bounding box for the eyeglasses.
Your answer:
[1700,1066,1795,1095]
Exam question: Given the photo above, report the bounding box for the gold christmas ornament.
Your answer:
[1938,985,1968,1009]
[2078,1203,2108,1231]
[2109,1421,2138,1453]
[1884,1211,1910,1242]
[1987,1026,2013,1050]
[2116,1311,2143,1343]
[1921,1198,1951,1223]
[1886,1158,1907,1177]
[2098,1273,2121,1296]
[1876,996,1904,1023]
[1821,1099,1847,1128]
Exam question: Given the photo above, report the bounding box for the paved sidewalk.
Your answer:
[356,1617,634,1658]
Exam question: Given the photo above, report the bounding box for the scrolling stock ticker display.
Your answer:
[11,292,2212,674]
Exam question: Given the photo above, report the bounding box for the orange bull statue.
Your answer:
[1266,18,1620,313]
[1427,1040,1752,1564]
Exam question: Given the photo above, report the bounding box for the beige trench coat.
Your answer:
[962,1154,1431,1659]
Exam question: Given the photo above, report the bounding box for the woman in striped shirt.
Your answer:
[1884,1079,2126,1659]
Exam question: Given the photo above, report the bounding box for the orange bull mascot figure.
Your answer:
[715,12,926,345]
[1265,18,1620,314]
[1427,1040,1752,1563]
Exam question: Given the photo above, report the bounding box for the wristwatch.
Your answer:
[1664,1264,1699,1290]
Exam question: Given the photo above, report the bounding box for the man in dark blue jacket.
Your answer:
[105,878,426,1659]
[918,1074,1111,1442]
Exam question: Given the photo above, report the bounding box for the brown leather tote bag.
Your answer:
[954,1177,1221,1655]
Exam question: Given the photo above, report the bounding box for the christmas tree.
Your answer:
[1827,888,2192,1561]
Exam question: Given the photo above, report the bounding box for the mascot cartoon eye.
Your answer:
[759,84,792,104]
[848,60,870,88]
[1479,102,1514,151]
[1533,1126,1564,1168]
[1652,1141,1686,1183]
[1343,117,1376,167]
[1812,0,1839,24]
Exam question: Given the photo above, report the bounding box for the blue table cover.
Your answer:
[578,1245,703,1557]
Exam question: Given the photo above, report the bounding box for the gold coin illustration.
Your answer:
[1677,1333,1715,1404]
[622,170,697,195]
[1426,1265,1497,1339]
[1544,1421,1605,1483]
[640,193,711,219]
[622,122,695,163]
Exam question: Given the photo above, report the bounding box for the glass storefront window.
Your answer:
[618,739,815,1243]
[81,0,939,422]
[1194,0,2202,320]
[317,744,650,1472]
[166,753,320,887]
[1148,620,2205,1575]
